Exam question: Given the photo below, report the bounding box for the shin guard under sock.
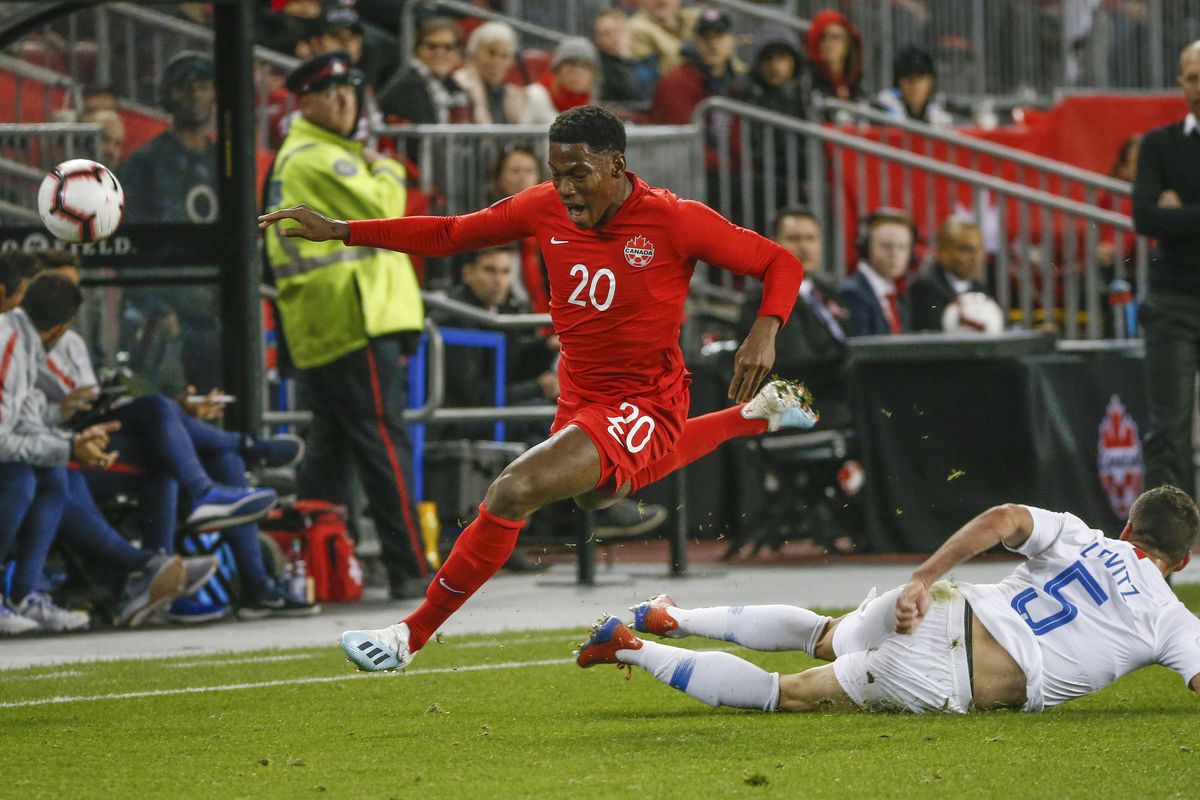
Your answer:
[629,406,767,493]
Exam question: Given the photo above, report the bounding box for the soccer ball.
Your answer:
[942,292,1004,334]
[37,159,124,243]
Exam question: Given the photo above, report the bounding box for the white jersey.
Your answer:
[958,506,1200,712]
[36,329,96,405]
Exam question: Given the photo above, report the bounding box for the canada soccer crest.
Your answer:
[624,235,655,268]
[1097,395,1143,518]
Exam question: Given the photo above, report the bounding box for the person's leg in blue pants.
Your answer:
[7,466,69,602]
[107,395,214,502]
[178,411,242,457]
[201,449,271,600]
[0,462,36,566]
[83,467,180,554]
[59,470,152,574]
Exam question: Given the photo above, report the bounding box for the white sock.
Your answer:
[831,585,904,656]
[618,640,780,710]
[666,605,831,655]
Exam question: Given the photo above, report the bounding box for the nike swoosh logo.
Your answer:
[550,236,569,244]
[438,577,466,595]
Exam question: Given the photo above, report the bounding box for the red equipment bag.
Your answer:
[260,500,364,602]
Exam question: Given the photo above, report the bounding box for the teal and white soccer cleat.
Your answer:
[630,594,681,638]
[341,622,414,671]
[741,379,819,432]
[574,614,642,668]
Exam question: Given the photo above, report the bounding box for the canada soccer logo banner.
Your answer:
[624,235,655,268]
[1097,395,1144,519]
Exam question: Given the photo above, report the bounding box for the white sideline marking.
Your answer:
[10,670,84,681]
[167,654,318,669]
[0,658,571,709]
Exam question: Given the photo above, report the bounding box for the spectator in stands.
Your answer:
[806,8,864,103]
[908,216,988,331]
[264,52,430,600]
[1098,134,1141,273]
[433,246,559,421]
[593,8,653,106]
[522,38,600,124]
[82,108,125,169]
[1132,40,1200,494]
[739,33,807,118]
[33,250,310,621]
[739,208,848,419]
[489,146,551,313]
[837,209,916,336]
[81,84,117,114]
[650,8,745,124]
[629,0,700,89]
[875,46,953,126]
[454,21,527,124]
[118,51,222,394]
[378,16,472,124]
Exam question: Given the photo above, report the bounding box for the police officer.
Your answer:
[264,52,429,598]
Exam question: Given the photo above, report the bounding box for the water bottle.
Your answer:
[290,539,306,600]
[1108,279,1134,339]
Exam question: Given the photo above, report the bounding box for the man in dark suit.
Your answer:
[1132,40,1200,494]
[740,208,848,418]
[837,209,916,337]
[909,216,987,331]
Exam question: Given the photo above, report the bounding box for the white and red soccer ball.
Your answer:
[37,158,124,243]
[941,292,1004,334]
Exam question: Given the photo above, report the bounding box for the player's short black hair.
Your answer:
[548,106,626,154]
[21,272,82,332]
[1129,485,1200,565]
[0,250,39,295]
[32,247,82,272]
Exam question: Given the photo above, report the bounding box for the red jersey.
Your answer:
[346,172,803,404]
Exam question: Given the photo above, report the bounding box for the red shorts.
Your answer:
[550,389,689,491]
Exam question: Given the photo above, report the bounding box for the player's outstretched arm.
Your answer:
[896,504,1035,634]
[257,204,349,241]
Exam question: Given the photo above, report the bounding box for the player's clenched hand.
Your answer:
[728,316,780,403]
[894,578,931,634]
[72,421,121,469]
[257,204,350,242]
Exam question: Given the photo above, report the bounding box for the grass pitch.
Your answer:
[3,585,1200,799]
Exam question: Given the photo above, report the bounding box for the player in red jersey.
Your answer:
[258,106,819,671]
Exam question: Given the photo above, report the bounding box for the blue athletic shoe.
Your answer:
[241,433,305,469]
[574,614,642,668]
[741,379,819,431]
[341,622,413,671]
[167,596,231,624]
[187,485,277,532]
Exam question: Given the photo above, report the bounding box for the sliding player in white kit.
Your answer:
[575,485,1200,713]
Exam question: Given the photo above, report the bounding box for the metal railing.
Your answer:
[0,122,101,225]
[695,97,1148,339]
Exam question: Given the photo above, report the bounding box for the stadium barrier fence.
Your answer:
[0,122,101,225]
[695,96,1143,339]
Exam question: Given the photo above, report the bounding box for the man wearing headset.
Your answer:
[836,208,917,337]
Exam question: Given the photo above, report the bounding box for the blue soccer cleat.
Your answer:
[341,622,414,671]
[574,614,642,668]
[741,379,819,431]
[187,485,278,532]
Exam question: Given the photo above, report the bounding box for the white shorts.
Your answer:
[832,582,974,714]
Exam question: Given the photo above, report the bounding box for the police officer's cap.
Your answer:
[286,52,360,96]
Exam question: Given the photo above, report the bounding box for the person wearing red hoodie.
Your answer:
[522,37,599,124]
[650,8,744,125]
[806,8,864,104]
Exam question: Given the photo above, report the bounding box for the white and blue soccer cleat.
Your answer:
[341,622,414,671]
[741,378,819,431]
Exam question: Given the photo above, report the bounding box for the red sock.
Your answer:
[403,502,524,651]
[628,405,766,494]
